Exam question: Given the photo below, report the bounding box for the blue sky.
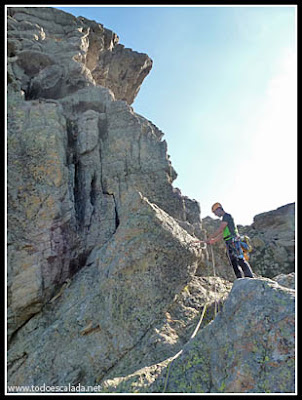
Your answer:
[56,5,297,225]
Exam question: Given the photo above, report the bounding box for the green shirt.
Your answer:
[222,212,238,241]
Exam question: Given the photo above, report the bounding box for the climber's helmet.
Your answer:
[211,202,223,213]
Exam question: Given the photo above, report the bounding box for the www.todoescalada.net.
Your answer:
[7,383,104,393]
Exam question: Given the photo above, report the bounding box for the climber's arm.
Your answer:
[207,221,227,244]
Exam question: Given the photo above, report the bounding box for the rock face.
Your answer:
[272,272,295,290]
[7,7,152,104]
[88,278,295,394]
[7,6,203,343]
[241,203,295,278]
[7,192,203,386]
[7,7,295,394]
[147,278,295,394]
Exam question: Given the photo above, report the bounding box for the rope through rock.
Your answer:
[189,232,219,316]
[163,303,208,393]
[162,237,220,392]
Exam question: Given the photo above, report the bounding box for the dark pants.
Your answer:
[225,239,254,278]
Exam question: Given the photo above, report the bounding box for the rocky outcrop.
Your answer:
[240,203,295,278]
[153,277,295,393]
[272,272,295,290]
[7,7,295,394]
[7,6,208,390]
[7,7,203,343]
[7,191,204,385]
[102,278,294,394]
[7,7,152,104]
[158,278,295,393]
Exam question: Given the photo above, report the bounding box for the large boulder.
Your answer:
[134,278,295,394]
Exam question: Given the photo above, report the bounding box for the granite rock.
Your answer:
[7,7,203,341]
[7,191,203,386]
[7,7,152,104]
[6,7,295,394]
[147,278,295,394]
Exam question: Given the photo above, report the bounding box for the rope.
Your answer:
[162,234,219,392]
[163,303,208,393]
[189,233,219,315]
[200,229,219,317]
[209,243,218,316]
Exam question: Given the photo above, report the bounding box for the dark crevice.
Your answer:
[98,113,108,141]
[24,78,34,100]
[73,160,85,228]
[113,194,120,229]
[66,118,84,229]
[103,191,120,230]
[115,202,120,229]
[69,251,90,276]
[90,173,97,207]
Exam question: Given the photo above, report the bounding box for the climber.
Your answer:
[207,203,254,279]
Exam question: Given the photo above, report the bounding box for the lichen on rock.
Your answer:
[6,6,295,394]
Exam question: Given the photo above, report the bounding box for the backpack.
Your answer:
[240,235,253,261]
